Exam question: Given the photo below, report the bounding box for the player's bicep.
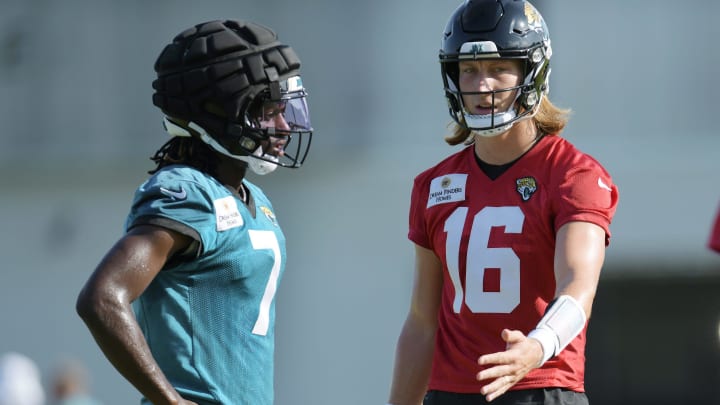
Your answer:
[554,221,606,317]
[85,225,192,302]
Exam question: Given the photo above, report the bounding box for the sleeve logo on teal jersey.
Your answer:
[159,186,187,201]
[213,196,244,231]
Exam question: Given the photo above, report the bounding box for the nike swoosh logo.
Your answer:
[159,186,187,200]
[597,178,612,192]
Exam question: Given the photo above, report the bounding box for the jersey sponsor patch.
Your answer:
[427,173,468,208]
[213,196,244,231]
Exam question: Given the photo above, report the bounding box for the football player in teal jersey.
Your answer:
[76,20,312,405]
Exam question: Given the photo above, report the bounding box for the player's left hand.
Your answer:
[476,328,543,402]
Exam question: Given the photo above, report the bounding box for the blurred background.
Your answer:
[1,0,719,404]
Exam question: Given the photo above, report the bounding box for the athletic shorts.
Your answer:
[424,388,589,405]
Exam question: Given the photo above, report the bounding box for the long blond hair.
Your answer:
[444,97,571,146]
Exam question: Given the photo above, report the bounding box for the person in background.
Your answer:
[0,352,45,405]
[76,19,313,405]
[387,1,618,404]
[50,359,102,405]
[708,205,720,253]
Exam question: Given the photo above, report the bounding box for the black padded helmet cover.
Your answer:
[152,20,301,153]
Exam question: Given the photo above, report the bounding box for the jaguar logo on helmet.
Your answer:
[524,3,541,27]
[524,2,550,41]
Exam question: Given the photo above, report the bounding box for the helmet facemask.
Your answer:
[161,76,313,175]
[231,75,313,175]
[441,41,550,139]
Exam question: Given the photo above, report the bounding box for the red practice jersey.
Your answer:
[408,135,618,393]
[709,206,720,253]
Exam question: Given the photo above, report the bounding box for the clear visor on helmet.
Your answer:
[246,75,313,169]
[252,76,312,134]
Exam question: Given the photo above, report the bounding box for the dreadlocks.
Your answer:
[148,136,218,175]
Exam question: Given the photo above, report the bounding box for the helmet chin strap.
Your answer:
[238,147,279,176]
[163,116,193,137]
[462,90,544,143]
[463,109,518,140]
[187,121,280,176]
[163,118,279,176]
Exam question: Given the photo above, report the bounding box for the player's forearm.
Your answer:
[388,319,436,405]
[94,327,181,404]
[77,294,182,404]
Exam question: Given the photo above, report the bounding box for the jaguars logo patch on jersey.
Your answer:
[260,206,278,226]
[516,176,537,202]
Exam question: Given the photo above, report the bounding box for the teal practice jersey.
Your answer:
[126,165,286,405]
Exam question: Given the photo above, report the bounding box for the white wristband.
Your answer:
[528,295,587,366]
[527,327,556,366]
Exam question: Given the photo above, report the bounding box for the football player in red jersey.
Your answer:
[387,1,618,404]
[709,205,720,253]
